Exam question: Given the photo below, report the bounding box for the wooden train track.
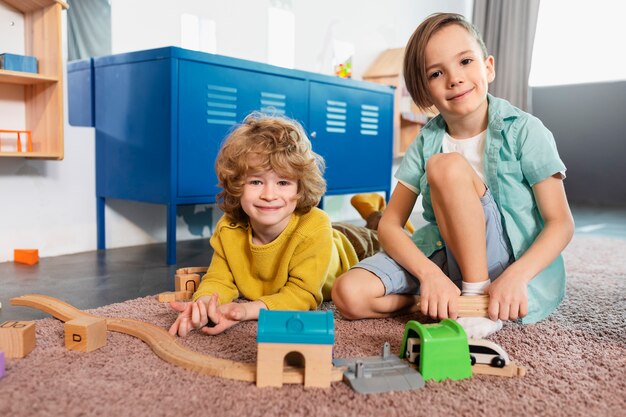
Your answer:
[10,294,344,384]
[473,363,526,377]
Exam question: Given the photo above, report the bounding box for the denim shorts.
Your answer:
[354,189,513,295]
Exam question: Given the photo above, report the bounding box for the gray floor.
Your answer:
[1,205,624,322]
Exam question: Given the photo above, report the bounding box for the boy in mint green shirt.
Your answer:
[332,13,574,338]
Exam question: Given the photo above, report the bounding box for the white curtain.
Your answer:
[68,0,112,61]
[473,0,540,112]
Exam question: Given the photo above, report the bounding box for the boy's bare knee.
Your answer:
[332,274,365,320]
[331,277,352,311]
[427,152,471,187]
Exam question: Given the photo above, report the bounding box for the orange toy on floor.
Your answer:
[14,249,39,265]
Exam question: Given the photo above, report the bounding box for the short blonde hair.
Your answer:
[215,113,326,223]
[403,13,488,109]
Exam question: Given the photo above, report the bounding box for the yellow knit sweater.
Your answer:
[193,207,358,311]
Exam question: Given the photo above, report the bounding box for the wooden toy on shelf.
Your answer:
[0,53,38,73]
[0,129,32,153]
[0,320,36,358]
[13,249,39,265]
[256,310,335,388]
[64,316,107,352]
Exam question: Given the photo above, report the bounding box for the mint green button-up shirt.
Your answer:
[396,95,567,324]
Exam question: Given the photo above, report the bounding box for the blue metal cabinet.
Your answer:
[95,58,173,204]
[309,81,392,195]
[177,60,308,198]
[68,47,394,264]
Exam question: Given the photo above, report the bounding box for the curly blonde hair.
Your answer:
[215,113,326,223]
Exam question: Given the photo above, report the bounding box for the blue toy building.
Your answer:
[256,310,335,388]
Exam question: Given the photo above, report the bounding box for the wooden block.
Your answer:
[64,317,107,352]
[14,249,39,265]
[174,274,200,293]
[416,295,490,318]
[175,266,208,275]
[0,321,36,358]
[156,291,193,302]
[0,351,5,379]
[458,295,489,317]
[257,343,334,388]
[472,362,526,377]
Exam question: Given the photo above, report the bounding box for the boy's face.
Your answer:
[424,24,495,125]
[240,169,299,243]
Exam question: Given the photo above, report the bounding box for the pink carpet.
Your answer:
[1,236,625,417]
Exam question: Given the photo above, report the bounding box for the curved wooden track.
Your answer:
[11,294,343,384]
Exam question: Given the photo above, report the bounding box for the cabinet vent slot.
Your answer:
[360,104,379,136]
[206,84,238,125]
[325,100,347,133]
[259,92,286,115]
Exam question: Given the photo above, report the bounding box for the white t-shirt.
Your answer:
[441,129,487,182]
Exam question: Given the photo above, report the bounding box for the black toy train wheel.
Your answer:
[491,356,506,368]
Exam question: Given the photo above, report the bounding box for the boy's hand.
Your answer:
[168,296,213,337]
[200,294,269,336]
[169,294,266,336]
[168,301,194,337]
[486,272,528,321]
[418,269,461,320]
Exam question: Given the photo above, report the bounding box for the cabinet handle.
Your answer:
[310,131,317,138]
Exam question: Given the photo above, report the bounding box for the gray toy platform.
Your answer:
[333,342,425,394]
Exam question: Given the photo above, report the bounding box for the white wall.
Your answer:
[0,0,470,262]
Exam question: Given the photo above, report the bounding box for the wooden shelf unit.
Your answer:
[0,0,67,159]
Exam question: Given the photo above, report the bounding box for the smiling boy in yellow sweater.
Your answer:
[169,114,380,336]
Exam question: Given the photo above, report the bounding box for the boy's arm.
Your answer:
[379,183,461,319]
[487,175,574,320]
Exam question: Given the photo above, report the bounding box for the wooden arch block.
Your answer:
[64,317,107,352]
[174,273,201,293]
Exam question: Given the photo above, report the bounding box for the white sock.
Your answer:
[461,279,490,296]
[458,279,502,338]
[457,316,502,339]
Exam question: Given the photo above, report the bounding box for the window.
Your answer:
[529,0,626,86]
[67,0,111,60]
